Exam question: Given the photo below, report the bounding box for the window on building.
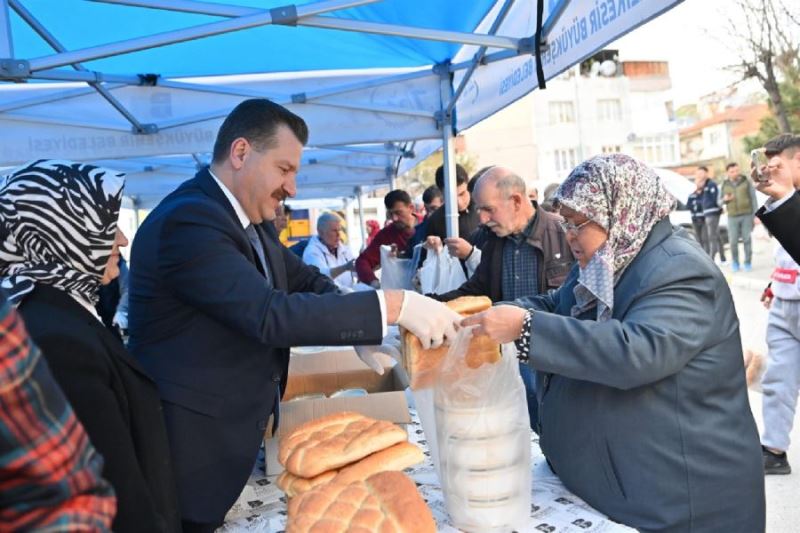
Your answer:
[549,101,575,124]
[553,148,579,173]
[597,99,622,121]
[601,144,622,154]
[630,133,678,166]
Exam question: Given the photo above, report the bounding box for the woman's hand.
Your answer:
[461,305,527,344]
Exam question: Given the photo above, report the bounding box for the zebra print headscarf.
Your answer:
[0,160,125,306]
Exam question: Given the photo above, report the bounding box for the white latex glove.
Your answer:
[396,290,461,349]
[354,339,401,375]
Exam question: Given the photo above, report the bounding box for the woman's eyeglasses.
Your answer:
[559,219,592,234]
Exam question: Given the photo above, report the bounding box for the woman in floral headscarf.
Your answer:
[0,160,181,533]
[464,154,764,532]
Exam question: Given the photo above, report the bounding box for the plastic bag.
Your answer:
[418,247,467,295]
[378,244,418,289]
[433,327,531,532]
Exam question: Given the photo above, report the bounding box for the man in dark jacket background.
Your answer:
[755,133,800,264]
[695,165,727,264]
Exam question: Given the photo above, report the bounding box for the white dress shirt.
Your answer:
[208,168,387,336]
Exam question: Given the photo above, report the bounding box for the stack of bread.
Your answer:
[276,411,424,498]
[287,470,436,533]
[429,332,532,533]
[400,295,500,389]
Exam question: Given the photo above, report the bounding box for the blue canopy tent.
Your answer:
[0,0,685,237]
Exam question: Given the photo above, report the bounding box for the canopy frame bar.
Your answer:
[319,143,411,157]
[29,69,145,84]
[0,84,124,113]
[447,0,515,115]
[9,0,153,133]
[93,0,522,51]
[0,0,13,57]
[28,0,379,72]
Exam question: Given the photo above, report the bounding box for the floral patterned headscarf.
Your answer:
[554,154,675,321]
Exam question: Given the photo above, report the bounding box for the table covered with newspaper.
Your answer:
[220,408,635,532]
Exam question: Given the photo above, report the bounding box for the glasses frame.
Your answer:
[559,218,593,234]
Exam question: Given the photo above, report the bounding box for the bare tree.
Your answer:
[724,0,800,133]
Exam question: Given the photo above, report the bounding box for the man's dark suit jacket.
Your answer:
[20,285,181,533]
[127,168,383,524]
[757,191,800,263]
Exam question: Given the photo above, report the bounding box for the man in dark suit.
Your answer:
[128,99,460,531]
[755,133,800,263]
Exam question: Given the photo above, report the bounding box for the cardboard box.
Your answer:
[264,348,411,475]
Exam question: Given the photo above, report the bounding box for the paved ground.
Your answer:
[723,224,799,532]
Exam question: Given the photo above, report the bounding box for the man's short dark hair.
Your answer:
[384,189,412,210]
[764,133,800,157]
[725,162,739,171]
[434,163,468,191]
[698,165,709,172]
[212,99,309,163]
[422,185,443,204]
[282,204,292,214]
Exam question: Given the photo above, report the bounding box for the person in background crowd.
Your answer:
[406,185,444,253]
[422,185,443,219]
[302,212,356,290]
[128,100,459,531]
[721,162,758,272]
[431,167,573,430]
[464,154,765,532]
[696,165,727,264]
[0,160,181,533]
[528,185,539,205]
[365,219,381,247]
[686,181,708,253]
[540,182,561,212]
[422,166,494,275]
[759,241,800,475]
[0,291,116,531]
[97,254,130,339]
[425,163,480,242]
[755,133,800,264]
[355,189,417,288]
[274,203,290,234]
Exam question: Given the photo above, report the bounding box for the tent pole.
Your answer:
[28,0,380,71]
[436,63,458,240]
[0,0,13,57]
[355,186,367,253]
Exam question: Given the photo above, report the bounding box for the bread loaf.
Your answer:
[277,441,424,497]
[278,412,407,478]
[286,471,436,533]
[401,295,500,389]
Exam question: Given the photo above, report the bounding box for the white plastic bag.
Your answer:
[378,244,417,289]
[418,247,467,295]
[433,327,531,532]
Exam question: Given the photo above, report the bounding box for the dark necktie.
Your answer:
[245,224,273,287]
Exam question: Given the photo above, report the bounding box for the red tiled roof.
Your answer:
[679,103,769,137]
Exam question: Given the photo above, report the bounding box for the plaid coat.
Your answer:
[0,292,116,531]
